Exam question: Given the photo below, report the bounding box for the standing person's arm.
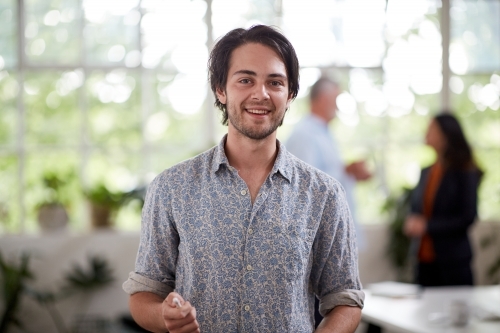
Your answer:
[315,306,361,333]
[123,172,195,332]
[312,180,364,332]
[129,292,200,333]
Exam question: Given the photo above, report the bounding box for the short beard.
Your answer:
[228,111,286,140]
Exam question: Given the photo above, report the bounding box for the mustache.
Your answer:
[243,102,274,109]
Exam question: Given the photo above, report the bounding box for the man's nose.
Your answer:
[251,83,270,100]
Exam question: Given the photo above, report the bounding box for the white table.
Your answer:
[361,285,500,333]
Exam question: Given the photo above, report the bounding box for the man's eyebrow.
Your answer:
[268,73,287,79]
[232,70,287,79]
[232,70,256,77]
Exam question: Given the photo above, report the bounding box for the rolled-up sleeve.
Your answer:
[311,181,365,315]
[122,172,178,297]
[122,272,174,298]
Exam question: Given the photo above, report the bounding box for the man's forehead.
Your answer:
[228,42,287,73]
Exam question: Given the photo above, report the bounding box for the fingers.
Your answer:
[167,307,200,333]
[163,293,200,333]
[166,292,185,308]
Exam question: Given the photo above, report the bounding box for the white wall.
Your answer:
[1,222,499,333]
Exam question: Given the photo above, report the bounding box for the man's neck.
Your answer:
[310,108,330,124]
[224,128,278,204]
[224,129,278,173]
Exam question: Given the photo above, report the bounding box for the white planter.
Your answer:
[37,203,69,232]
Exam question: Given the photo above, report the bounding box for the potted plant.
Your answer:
[0,251,33,333]
[36,171,75,232]
[84,184,125,229]
[27,255,115,333]
[84,183,147,229]
[383,188,414,282]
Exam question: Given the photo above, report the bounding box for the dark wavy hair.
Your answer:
[208,25,300,125]
[434,113,481,174]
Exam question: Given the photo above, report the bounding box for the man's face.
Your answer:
[318,84,340,122]
[216,42,292,141]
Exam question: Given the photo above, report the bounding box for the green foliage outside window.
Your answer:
[0,0,498,234]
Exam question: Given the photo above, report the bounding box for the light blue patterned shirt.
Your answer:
[123,135,364,333]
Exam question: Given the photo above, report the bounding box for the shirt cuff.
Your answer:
[122,272,174,299]
[319,289,365,316]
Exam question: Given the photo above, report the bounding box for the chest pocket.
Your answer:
[285,226,316,283]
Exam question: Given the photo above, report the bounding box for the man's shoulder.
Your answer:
[285,150,341,190]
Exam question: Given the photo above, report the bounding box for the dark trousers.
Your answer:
[314,297,322,329]
[417,260,473,287]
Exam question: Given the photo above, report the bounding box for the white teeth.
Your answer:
[247,109,268,114]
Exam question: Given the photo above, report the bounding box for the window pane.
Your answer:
[25,0,80,65]
[24,71,81,145]
[0,0,16,68]
[452,74,500,220]
[141,0,207,70]
[282,0,386,67]
[212,0,276,38]
[83,0,140,66]
[0,154,19,233]
[143,71,208,154]
[87,70,141,148]
[0,70,18,146]
[450,0,500,74]
[24,151,82,233]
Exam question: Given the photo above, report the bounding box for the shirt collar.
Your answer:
[211,134,292,183]
[211,135,230,174]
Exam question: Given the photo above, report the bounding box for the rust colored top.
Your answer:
[418,162,444,263]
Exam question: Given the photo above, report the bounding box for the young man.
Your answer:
[123,25,364,333]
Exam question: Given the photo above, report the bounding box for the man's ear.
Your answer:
[216,87,227,104]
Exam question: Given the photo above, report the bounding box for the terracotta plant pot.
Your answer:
[89,203,114,229]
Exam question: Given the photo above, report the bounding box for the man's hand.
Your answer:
[345,161,371,181]
[404,214,427,238]
[163,292,200,333]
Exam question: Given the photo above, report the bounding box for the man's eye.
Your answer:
[271,81,283,86]
[240,79,250,84]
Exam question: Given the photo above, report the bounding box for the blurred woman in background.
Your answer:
[404,113,482,287]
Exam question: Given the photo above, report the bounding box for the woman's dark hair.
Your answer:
[208,25,300,125]
[434,113,481,174]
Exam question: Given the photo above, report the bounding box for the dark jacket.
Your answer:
[410,166,481,263]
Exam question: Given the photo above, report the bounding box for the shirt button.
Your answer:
[246,265,252,271]
[244,305,250,311]
[248,229,253,234]
[240,190,247,195]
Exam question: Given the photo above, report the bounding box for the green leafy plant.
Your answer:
[84,184,125,210]
[0,251,33,332]
[28,255,115,333]
[64,255,115,291]
[383,188,413,282]
[37,170,77,208]
[84,184,145,228]
[480,231,500,284]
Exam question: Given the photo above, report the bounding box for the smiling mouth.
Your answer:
[246,109,270,115]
